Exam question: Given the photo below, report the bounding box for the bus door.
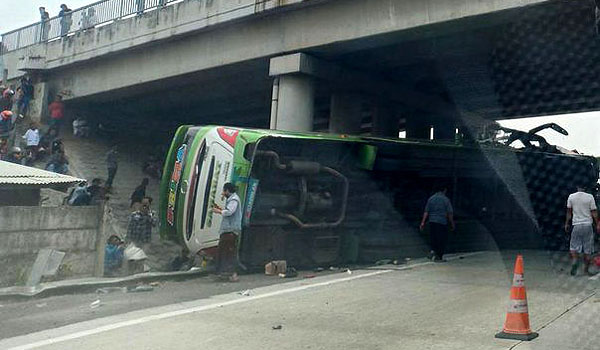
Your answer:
[186,137,234,252]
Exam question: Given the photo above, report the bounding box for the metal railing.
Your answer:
[0,0,179,55]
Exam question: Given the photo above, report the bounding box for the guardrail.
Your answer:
[0,0,177,55]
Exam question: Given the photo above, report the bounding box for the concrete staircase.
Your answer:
[61,131,182,271]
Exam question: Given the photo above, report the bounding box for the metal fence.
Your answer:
[0,0,179,54]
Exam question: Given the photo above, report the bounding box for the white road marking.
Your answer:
[6,253,478,350]
[7,269,393,350]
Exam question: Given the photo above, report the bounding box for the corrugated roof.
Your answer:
[0,161,84,186]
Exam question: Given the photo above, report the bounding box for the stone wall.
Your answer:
[0,205,102,287]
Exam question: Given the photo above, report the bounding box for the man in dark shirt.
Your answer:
[106,145,118,189]
[420,185,455,262]
[130,178,149,209]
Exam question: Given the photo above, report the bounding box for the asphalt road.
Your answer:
[1,251,599,350]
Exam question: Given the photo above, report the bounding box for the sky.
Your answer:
[2,2,600,156]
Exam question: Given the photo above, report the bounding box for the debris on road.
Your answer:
[238,289,251,296]
[149,281,162,287]
[314,267,324,272]
[265,260,287,275]
[375,259,392,265]
[96,287,127,294]
[278,267,298,278]
[303,274,316,279]
[127,285,154,293]
[346,269,352,275]
[35,302,47,308]
[272,325,283,330]
[89,300,101,309]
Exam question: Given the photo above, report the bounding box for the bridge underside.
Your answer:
[63,0,598,141]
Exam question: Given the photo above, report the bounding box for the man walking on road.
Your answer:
[565,185,599,276]
[106,145,118,190]
[420,185,455,262]
[213,183,242,281]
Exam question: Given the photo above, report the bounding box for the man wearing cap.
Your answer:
[565,185,599,276]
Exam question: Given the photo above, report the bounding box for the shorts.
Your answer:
[570,224,595,255]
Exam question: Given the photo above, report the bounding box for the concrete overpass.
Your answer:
[1,0,597,139]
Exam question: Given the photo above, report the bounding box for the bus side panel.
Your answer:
[159,125,191,240]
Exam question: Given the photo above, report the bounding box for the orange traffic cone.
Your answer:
[495,254,539,341]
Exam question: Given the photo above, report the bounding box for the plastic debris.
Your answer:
[314,267,324,272]
[127,285,154,293]
[149,281,161,287]
[189,267,201,271]
[346,269,352,275]
[89,300,101,309]
[96,287,127,294]
[272,325,283,330]
[238,290,251,296]
[35,303,47,308]
[375,259,392,265]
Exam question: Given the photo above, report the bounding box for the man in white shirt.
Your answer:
[565,185,599,276]
[22,122,40,160]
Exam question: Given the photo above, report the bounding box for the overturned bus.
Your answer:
[158,126,598,268]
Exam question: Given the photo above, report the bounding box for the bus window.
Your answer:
[186,141,206,240]
[200,156,216,229]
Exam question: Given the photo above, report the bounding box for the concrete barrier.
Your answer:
[0,205,103,287]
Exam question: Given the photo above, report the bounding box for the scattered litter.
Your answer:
[314,267,324,272]
[127,285,154,293]
[346,269,352,275]
[89,300,101,309]
[35,303,47,308]
[96,287,127,294]
[149,281,161,287]
[189,267,201,271]
[393,260,399,265]
[238,290,251,296]
[303,274,316,279]
[329,266,338,271]
[279,267,298,278]
[375,259,392,266]
[272,325,283,330]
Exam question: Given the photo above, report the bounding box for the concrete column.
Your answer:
[405,113,431,139]
[372,102,398,138]
[270,74,315,132]
[329,93,363,134]
[29,81,49,123]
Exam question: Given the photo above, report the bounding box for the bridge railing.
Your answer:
[0,0,182,55]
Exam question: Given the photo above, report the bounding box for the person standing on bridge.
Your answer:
[58,4,73,37]
[420,185,455,262]
[565,185,599,276]
[39,7,50,42]
[105,145,119,190]
[213,183,243,282]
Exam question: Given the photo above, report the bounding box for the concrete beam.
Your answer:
[0,0,550,98]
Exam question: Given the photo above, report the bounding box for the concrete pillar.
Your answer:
[405,113,431,139]
[29,81,49,123]
[372,102,398,138]
[270,74,315,132]
[329,93,363,134]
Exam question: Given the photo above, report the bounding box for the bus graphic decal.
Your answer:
[167,144,187,226]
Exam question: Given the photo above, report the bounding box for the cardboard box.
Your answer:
[265,260,287,275]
